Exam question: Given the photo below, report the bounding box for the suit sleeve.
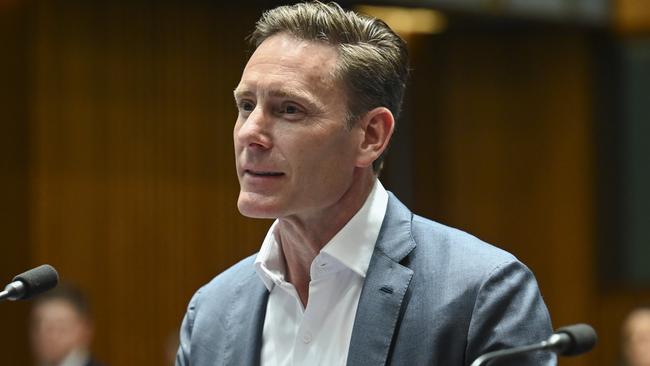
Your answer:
[175,288,202,366]
[465,260,557,365]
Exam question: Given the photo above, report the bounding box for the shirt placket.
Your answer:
[292,254,340,366]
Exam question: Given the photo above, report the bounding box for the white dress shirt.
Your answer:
[254,180,389,366]
[40,349,91,366]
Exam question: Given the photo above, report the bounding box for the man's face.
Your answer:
[624,310,650,366]
[234,33,363,220]
[30,300,91,364]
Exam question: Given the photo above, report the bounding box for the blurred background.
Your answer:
[1,0,649,364]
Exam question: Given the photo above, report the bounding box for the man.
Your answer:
[622,307,650,366]
[177,2,555,365]
[30,284,103,366]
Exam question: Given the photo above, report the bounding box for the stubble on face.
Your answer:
[233,34,363,223]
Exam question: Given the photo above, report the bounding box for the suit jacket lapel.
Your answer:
[224,267,269,366]
[347,193,416,366]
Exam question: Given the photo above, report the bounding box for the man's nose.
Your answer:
[235,107,273,150]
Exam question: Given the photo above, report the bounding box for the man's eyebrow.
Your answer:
[268,88,313,101]
[234,87,319,108]
[233,88,253,100]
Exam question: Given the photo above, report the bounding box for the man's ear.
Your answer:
[355,107,395,169]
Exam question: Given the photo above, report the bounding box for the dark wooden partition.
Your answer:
[405,29,597,366]
[3,1,270,364]
[0,2,32,364]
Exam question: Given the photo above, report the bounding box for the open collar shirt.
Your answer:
[254,180,389,366]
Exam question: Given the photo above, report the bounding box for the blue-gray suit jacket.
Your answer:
[177,193,555,365]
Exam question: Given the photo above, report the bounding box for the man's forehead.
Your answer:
[625,310,650,333]
[233,33,344,105]
[33,302,81,322]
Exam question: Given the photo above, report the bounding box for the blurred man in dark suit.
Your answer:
[30,284,104,366]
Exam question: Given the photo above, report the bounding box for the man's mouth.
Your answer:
[245,170,284,177]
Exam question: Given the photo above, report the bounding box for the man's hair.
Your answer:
[249,1,409,173]
[33,283,91,319]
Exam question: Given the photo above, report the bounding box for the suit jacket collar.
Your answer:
[372,192,416,262]
[346,192,416,366]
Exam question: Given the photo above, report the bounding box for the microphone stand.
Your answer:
[470,334,565,366]
[0,282,26,302]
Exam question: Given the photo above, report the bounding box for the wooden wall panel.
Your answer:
[615,0,650,34]
[28,1,267,364]
[0,2,32,364]
[407,31,598,365]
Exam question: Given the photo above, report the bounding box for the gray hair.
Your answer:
[248,1,409,173]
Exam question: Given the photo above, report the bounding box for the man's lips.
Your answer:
[244,169,285,177]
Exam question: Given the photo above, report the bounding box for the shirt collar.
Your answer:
[45,349,90,366]
[255,220,283,291]
[320,179,388,278]
[255,179,388,289]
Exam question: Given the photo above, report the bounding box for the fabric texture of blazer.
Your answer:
[176,193,556,365]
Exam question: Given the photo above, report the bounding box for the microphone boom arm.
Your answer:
[0,281,26,302]
[470,324,596,366]
[470,336,562,366]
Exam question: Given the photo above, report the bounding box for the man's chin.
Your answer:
[237,195,281,219]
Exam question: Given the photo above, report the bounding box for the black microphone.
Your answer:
[470,323,597,366]
[0,264,59,302]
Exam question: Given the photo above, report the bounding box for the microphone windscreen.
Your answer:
[555,323,597,356]
[11,264,59,300]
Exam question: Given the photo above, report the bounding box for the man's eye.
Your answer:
[240,101,255,112]
[236,100,255,113]
[284,105,298,114]
[281,104,305,115]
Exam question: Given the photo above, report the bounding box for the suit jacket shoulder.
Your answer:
[409,212,527,292]
[176,253,269,366]
[347,193,555,366]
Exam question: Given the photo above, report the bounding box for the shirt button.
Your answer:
[302,332,312,344]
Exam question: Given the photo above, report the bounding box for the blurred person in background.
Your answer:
[30,283,104,366]
[623,307,650,366]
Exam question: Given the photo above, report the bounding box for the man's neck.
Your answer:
[275,171,376,306]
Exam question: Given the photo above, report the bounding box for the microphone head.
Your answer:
[11,264,59,300]
[555,323,597,356]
